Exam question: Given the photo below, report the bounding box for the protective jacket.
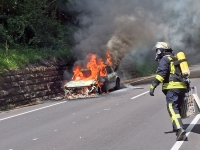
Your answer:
[151,52,187,91]
[149,47,188,140]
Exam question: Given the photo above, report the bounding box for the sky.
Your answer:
[66,0,200,69]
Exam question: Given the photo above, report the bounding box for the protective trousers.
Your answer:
[164,89,186,130]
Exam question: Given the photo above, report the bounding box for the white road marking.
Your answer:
[131,91,149,99]
[0,101,67,122]
[113,88,128,93]
[124,84,143,89]
[33,138,38,141]
[171,114,200,150]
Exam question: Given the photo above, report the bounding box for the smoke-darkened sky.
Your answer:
[66,0,200,66]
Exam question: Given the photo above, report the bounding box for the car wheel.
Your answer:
[98,86,102,94]
[114,78,120,90]
[101,83,108,93]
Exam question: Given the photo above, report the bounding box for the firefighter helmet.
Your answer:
[152,42,172,61]
[152,42,172,51]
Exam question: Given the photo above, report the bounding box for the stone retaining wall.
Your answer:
[0,65,67,108]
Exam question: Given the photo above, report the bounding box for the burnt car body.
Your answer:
[64,65,120,99]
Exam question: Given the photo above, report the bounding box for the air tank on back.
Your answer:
[176,52,190,77]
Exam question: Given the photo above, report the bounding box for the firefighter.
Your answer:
[149,42,187,141]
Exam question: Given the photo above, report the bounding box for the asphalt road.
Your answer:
[0,78,200,150]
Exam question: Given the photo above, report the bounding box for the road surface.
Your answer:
[0,78,200,150]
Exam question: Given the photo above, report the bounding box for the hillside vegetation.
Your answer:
[0,0,77,73]
[0,0,160,77]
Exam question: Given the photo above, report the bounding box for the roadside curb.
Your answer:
[122,65,200,86]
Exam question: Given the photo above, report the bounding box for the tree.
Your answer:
[0,0,75,48]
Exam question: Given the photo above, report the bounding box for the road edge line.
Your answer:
[0,101,67,122]
[171,114,200,150]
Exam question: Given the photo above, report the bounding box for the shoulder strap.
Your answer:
[174,59,187,66]
[167,56,183,66]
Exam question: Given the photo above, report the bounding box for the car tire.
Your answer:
[114,78,120,90]
[102,83,108,93]
[98,84,107,94]
[98,86,102,94]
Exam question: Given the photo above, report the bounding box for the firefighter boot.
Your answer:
[173,127,178,132]
[176,128,186,141]
[172,124,178,132]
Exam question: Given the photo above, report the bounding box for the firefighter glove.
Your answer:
[149,79,160,96]
[149,85,155,96]
[185,78,191,89]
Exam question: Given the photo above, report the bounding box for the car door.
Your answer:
[106,66,116,89]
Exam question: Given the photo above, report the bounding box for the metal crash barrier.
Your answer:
[180,87,200,119]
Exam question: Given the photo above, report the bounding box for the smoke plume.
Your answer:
[66,0,200,70]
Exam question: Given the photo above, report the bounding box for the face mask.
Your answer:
[154,49,164,61]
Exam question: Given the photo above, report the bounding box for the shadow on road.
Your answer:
[164,124,200,135]
[184,123,200,135]
[164,123,200,141]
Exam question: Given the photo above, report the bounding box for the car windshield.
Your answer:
[106,66,113,74]
[81,69,92,78]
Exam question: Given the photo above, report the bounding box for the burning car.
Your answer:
[63,53,120,99]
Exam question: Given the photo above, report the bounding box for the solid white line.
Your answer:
[171,114,200,150]
[0,101,67,122]
[131,91,149,99]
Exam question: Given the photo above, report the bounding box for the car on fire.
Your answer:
[64,65,120,99]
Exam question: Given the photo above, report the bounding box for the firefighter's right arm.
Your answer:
[149,57,168,96]
[149,78,160,96]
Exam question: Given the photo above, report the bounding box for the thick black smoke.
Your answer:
[65,0,200,71]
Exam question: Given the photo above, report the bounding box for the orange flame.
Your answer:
[97,58,107,77]
[106,51,113,66]
[73,65,83,80]
[72,53,109,81]
[86,54,99,79]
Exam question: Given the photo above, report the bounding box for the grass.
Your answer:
[0,104,16,111]
[0,43,73,74]
[134,61,157,77]
[0,41,158,78]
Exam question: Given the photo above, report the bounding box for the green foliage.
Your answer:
[0,45,73,73]
[0,104,15,111]
[0,21,14,44]
[0,0,77,72]
[7,16,28,43]
[0,0,76,48]
[134,61,157,77]
[131,51,157,77]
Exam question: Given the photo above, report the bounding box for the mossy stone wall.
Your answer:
[0,65,67,108]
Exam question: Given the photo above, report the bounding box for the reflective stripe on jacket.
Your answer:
[155,54,187,90]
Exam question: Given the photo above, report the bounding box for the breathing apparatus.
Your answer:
[152,42,172,62]
[152,42,191,87]
[176,52,190,77]
[176,52,191,87]
[155,48,165,61]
